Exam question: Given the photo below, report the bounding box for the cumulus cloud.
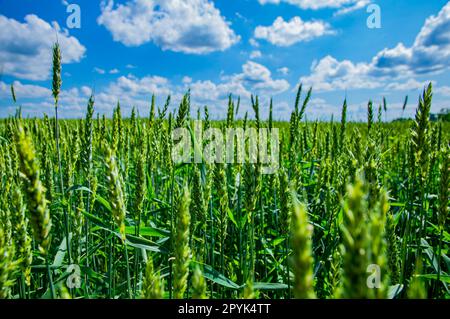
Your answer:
[1,81,51,99]
[385,79,433,91]
[0,14,86,81]
[106,75,172,97]
[182,76,193,84]
[94,67,106,74]
[2,76,174,118]
[258,0,364,10]
[2,60,290,119]
[81,86,93,96]
[334,0,370,16]
[235,61,290,94]
[185,64,290,119]
[250,50,262,59]
[300,2,450,91]
[370,3,450,75]
[2,84,94,118]
[187,61,289,107]
[94,68,120,75]
[249,38,260,47]
[435,85,450,96]
[88,75,174,115]
[97,0,240,54]
[277,67,290,75]
[186,80,227,103]
[186,76,248,106]
[306,98,340,119]
[254,16,334,46]
[300,55,381,91]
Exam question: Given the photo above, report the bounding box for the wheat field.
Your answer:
[0,45,449,299]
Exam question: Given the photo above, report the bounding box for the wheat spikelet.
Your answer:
[57,284,72,299]
[278,168,291,234]
[338,177,369,298]
[15,125,52,255]
[386,213,401,284]
[407,258,427,299]
[438,147,449,230]
[11,189,32,285]
[290,190,315,299]
[340,98,347,148]
[214,163,228,267]
[367,100,374,133]
[174,186,191,299]
[369,188,389,298]
[134,153,146,223]
[52,43,62,105]
[242,279,255,299]
[411,83,433,183]
[191,265,207,299]
[10,83,16,104]
[72,193,84,262]
[81,95,95,176]
[0,227,16,299]
[142,256,164,299]
[104,143,126,240]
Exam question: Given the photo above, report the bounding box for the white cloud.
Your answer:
[107,74,171,97]
[334,0,370,16]
[88,75,175,116]
[435,85,450,96]
[300,2,450,91]
[2,84,94,118]
[93,68,120,75]
[1,81,51,99]
[2,59,290,119]
[385,79,432,91]
[306,98,340,120]
[97,0,240,54]
[187,61,289,107]
[81,86,93,96]
[0,14,86,80]
[94,67,106,74]
[186,80,224,103]
[277,67,290,75]
[370,3,450,76]
[258,0,363,10]
[300,55,381,91]
[254,16,334,46]
[235,12,249,23]
[249,38,260,47]
[250,50,262,59]
[2,75,174,118]
[182,76,193,84]
[238,61,290,94]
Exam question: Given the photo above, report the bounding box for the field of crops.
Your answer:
[0,45,449,300]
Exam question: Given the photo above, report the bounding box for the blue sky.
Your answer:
[1,0,450,120]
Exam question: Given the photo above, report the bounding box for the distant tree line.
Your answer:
[431,108,450,122]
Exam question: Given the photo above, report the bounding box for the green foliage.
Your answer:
[0,73,448,300]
